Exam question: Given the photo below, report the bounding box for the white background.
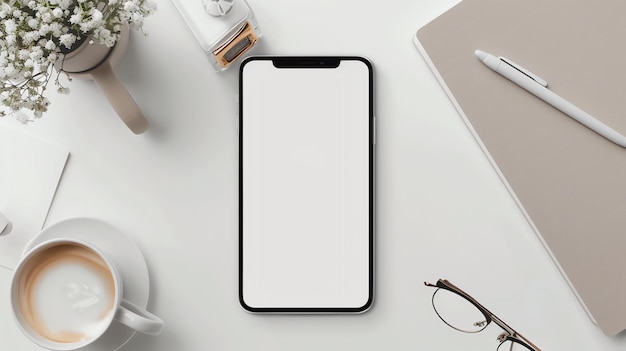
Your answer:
[1,0,626,349]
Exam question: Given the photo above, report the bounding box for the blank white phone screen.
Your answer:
[240,58,372,311]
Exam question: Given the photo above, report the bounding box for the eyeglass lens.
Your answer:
[431,288,489,333]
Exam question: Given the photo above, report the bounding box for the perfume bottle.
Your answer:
[172,0,262,71]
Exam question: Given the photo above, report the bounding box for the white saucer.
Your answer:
[23,218,150,351]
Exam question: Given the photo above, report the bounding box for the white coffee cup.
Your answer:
[10,238,164,350]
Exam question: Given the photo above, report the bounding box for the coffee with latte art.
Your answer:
[16,243,116,343]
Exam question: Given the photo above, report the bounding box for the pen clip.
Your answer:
[500,57,548,87]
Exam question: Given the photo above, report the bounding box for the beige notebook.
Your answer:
[414,0,626,336]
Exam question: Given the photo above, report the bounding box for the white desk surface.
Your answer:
[1,0,625,349]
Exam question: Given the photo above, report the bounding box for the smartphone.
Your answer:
[239,57,374,313]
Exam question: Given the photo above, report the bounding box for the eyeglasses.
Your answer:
[425,279,541,351]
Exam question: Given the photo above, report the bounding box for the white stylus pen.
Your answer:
[475,49,626,148]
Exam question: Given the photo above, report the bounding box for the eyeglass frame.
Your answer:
[424,279,542,351]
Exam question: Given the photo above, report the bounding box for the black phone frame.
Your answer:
[238,56,375,313]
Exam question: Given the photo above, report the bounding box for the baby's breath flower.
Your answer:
[49,22,62,36]
[28,47,43,60]
[27,18,38,28]
[44,40,56,51]
[58,0,71,9]
[124,1,138,12]
[18,50,30,60]
[47,52,57,63]
[4,19,16,33]
[5,34,16,45]
[69,11,82,24]
[91,9,103,22]
[0,0,156,121]
[59,33,76,49]
[40,11,52,23]
[39,23,49,34]
[52,8,63,18]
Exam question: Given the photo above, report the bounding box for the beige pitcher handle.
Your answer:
[90,62,149,134]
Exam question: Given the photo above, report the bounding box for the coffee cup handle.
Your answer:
[115,299,165,335]
[0,211,12,236]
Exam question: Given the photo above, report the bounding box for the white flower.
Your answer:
[44,40,56,51]
[4,19,16,33]
[91,9,103,22]
[28,47,43,61]
[47,52,57,63]
[59,33,76,49]
[124,1,138,12]
[94,27,116,47]
[58,0,71,9]
[18,49,30,60]
[39,23,49,34]
[69,11,83,24]
[40,12,52,23]
[52,8,63,18]
[5,34,16,45]
[22,31,39,45]
[49,22,62,36]
[27,18,38,28]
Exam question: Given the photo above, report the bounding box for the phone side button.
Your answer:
[372,116,377,145]
[235,94,240,135]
